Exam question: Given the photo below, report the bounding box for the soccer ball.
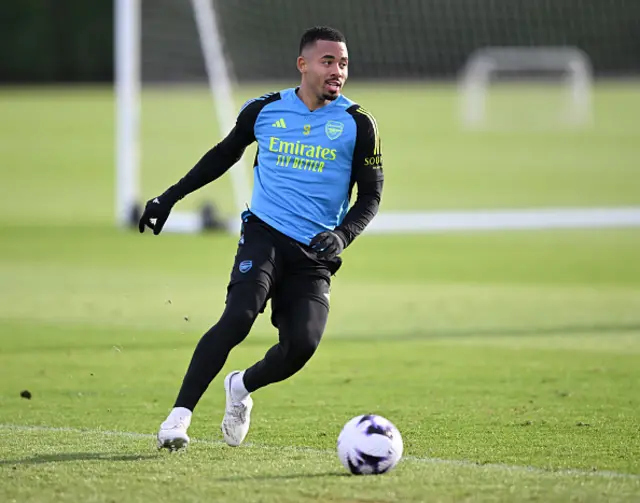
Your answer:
[337,414,403,475]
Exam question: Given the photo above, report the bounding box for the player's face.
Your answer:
[299,40,349,102]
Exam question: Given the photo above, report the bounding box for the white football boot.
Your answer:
[157,407,192,451]
[221,371,253,446]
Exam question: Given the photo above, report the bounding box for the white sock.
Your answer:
[162,407,192,429]
[230,370,249,403]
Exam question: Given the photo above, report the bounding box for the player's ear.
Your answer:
[297,56,307,74]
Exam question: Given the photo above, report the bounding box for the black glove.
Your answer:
[310,230,346,260]
[138,195,174,235]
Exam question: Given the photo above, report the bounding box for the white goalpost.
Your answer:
[114,0,140,230]
[115,0,640,235]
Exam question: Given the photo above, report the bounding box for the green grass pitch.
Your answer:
[1,83,639,502]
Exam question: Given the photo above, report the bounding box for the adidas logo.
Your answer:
[272,118,287,128]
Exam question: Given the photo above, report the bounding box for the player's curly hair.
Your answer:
[299,26,346,54]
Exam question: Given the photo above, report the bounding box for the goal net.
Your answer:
[459,47,593,131]
[115,0,640,234]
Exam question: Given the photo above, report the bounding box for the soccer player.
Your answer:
[139,26,384,451]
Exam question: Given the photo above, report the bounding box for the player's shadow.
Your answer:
[1,452,159,466]
[212,471,349,482]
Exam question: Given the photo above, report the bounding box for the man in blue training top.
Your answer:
[139,26,384,451]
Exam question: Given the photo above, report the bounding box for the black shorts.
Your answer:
[226,212,342,325]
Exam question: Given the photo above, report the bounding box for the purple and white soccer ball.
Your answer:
[337,414,403,475]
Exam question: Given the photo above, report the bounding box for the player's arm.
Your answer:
[311,107,384,258]
[138,101,260,235]
[335,110,383,247]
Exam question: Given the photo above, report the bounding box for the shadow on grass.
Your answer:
[2,452,159,466]
[212,471,350,482]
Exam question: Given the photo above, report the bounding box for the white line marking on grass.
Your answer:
[368,207,640,233]
[1,424,638,481]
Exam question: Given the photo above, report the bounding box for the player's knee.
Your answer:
[288,328,322,366]
[219,282,267,337]
[220,307,258,337]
